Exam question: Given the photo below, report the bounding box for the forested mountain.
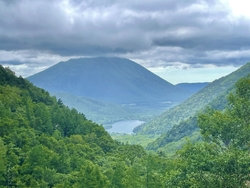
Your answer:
[28,57,190,104]
[165,76,250,187]
[135,62,250,135]
[52,92,140,126]
[1,65,250,187]
[0,65,169,187]
[147,82,236,151]
[175,82,209,94]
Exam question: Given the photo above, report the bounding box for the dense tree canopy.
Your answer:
[0,65,168,187]
[165,76,250,187]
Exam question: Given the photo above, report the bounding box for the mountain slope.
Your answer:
[28,57,190,104]
[147,78,240,151]
[52,92,140,126]
[175,82,209,94]
[0,65,170,187]
[135,62,250,135]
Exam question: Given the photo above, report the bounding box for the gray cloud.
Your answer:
[0,0,250,76]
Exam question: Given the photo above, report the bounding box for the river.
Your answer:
[107,120,144,134]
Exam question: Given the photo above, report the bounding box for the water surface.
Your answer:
[107,120,144,134]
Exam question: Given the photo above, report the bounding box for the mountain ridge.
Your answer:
[28,57,191,104]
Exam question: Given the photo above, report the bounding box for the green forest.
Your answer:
[1,65,250,187]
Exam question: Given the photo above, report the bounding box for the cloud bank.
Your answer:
[1,0,250,77]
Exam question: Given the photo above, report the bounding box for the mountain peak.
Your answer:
[28,57,190,104]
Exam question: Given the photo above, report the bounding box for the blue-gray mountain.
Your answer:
[28,57,190,104]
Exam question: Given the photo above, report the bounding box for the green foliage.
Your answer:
[147,116,199,150]
[199,77,250,149]
[158,131,201,157]
[165,142,250,187]
[165,77,250,187]
[0,65,170,187]
[0,139,7,185]
[111,133,159,148]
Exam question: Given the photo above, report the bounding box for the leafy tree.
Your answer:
[199,77,250,149]
[0,139,7,185]
[74,161,109,188]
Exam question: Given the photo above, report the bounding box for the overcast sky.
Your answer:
[1,0,250,83]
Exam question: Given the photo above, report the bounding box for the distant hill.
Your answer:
[28,57,190,104]
[175,82,209,94]
[135,62,250,135]
[52,92,140,126]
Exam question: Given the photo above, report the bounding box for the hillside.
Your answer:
[147,82,236,151]
[52,92,140,126]
[28,57,190,104]
[0,65,172,187]
[135,62,250,135]
[175,82,209,94]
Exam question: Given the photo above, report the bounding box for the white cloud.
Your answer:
[0,50,81,77]
[224,0,250,18]
[149,65,239,84]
